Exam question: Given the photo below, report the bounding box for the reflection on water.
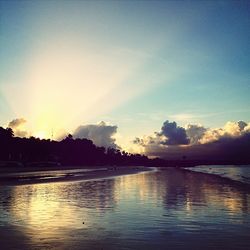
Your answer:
[0,169,250,249]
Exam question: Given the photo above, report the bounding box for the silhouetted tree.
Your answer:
[0,126,167,168]
[0,127,13,139]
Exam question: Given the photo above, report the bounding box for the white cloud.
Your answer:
[73,121,119,149]
[133,120,250,160]
[8,118,28,137]
[200,121,249,144]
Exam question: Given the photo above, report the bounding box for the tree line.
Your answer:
[0,127,165,167]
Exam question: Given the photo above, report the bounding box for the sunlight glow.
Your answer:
[34,130,49,139]
[2,38,152,141]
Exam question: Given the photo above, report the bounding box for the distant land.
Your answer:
[0,126,249,172]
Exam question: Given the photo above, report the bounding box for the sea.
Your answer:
[0,165,250,249]
[186,165,250,185]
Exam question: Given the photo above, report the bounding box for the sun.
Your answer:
[34,130,49,139]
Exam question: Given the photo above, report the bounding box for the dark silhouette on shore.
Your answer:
[0,127,166,168]
[1,126,249,171]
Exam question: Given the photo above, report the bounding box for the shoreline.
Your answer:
[0,165,249,249]
[1,163,250,189]
[0,166,154,186]
[181,167,250,191]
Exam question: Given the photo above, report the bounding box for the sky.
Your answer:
[0,0,249,157]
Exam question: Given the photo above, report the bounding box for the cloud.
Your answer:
[149,132,250,161]
[8,118,26,129]
[8,118,28,137]
[159,120,189,145]
[133,120,191,149]
[133,120,190,156]
[133,120,250,161]
[133,137,144,146]
[73,121,119,149]
[238,120,247,131]
[244,123,250,133]
[185,124,207,144]
[200,121,249,144]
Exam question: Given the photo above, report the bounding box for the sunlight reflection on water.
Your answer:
[0,169,250,249]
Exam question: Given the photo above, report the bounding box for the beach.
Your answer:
[0,166,250,249]
[0,166,152,185]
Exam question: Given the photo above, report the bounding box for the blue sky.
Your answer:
[0,0,249,150]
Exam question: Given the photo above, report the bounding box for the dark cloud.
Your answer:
[134,120,250,161]
[159,120,189,145]
[145,132,250,161]
[73,121,119,149]
[238,120,247,131]
[8,118,28,138]
[133,137,144,146]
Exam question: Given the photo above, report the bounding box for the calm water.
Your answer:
[0,168,250,249]
[187,165,250,185]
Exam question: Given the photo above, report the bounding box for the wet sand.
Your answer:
[0,166,153,186]
[0,167,249,249]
